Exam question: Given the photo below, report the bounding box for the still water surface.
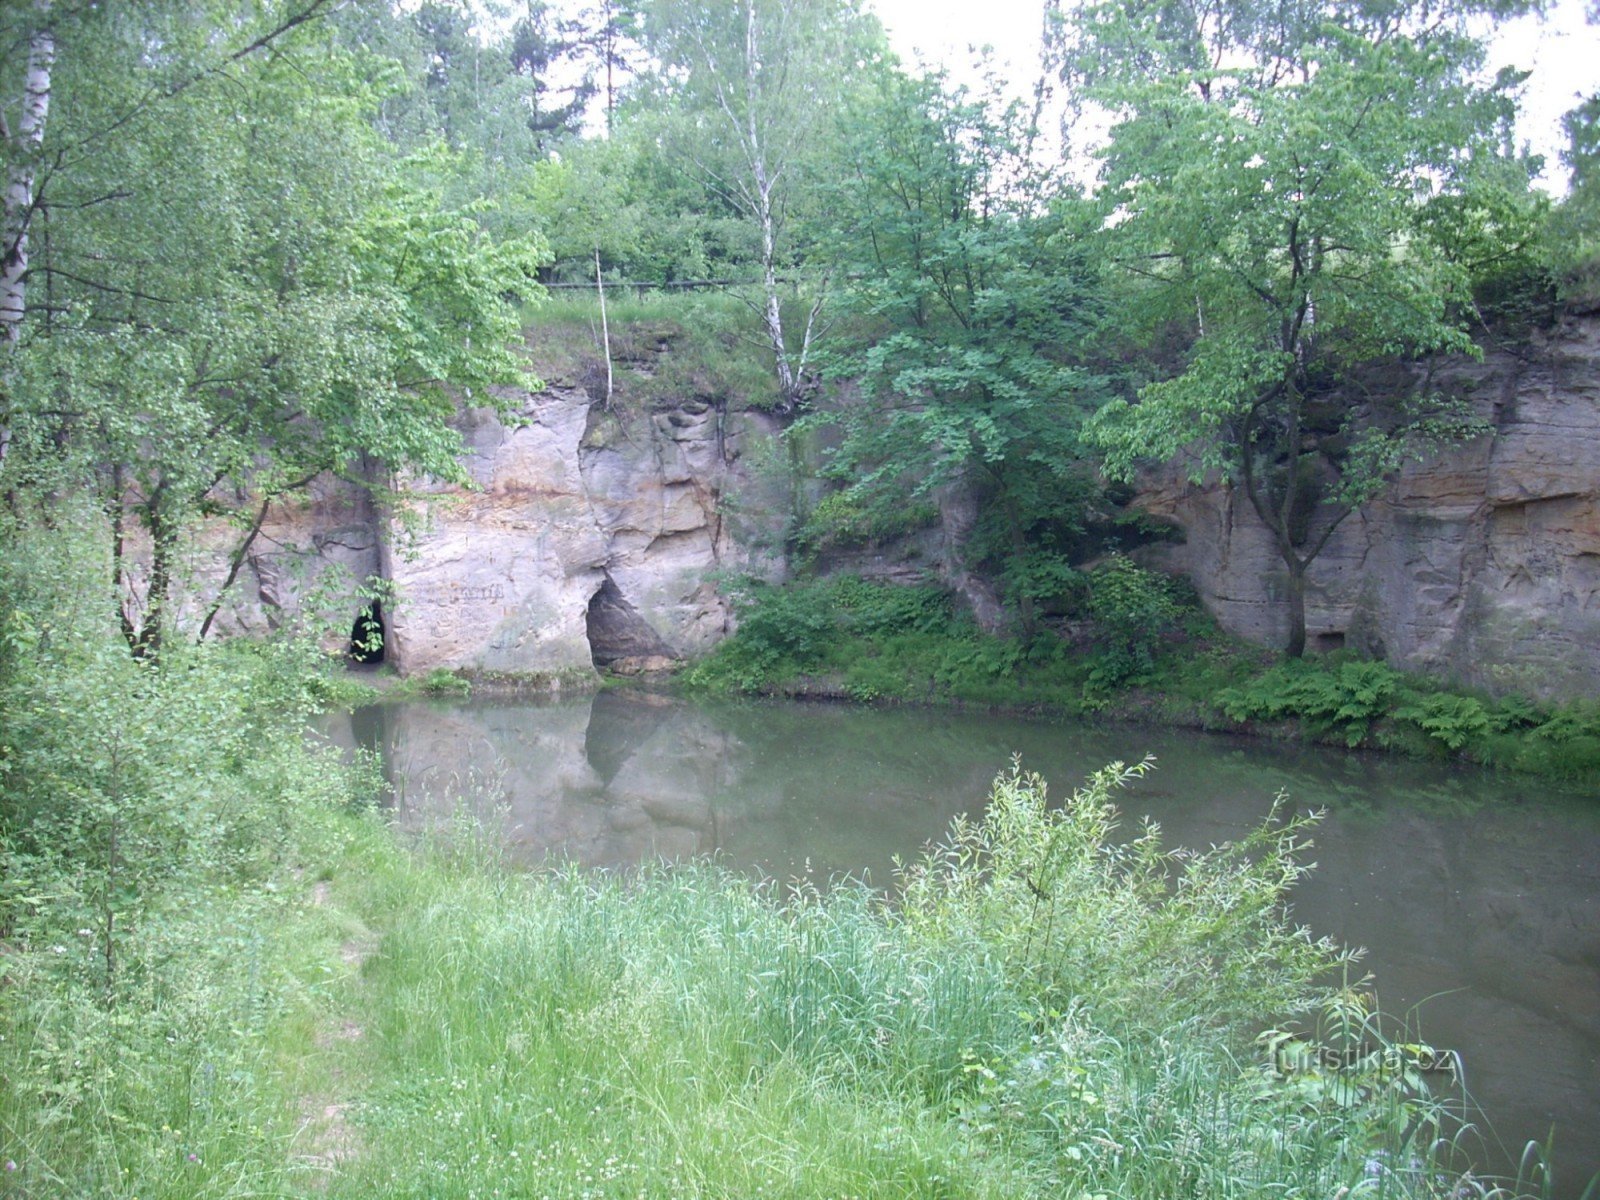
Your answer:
[326,691,1600,1192]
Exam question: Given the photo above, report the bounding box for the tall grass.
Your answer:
[302,763,1523,1200]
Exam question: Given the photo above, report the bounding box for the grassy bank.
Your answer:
[523,289,783,410]
[4,752,1526,1198]
[683,574,1600,785]
[0,515,1568,1197]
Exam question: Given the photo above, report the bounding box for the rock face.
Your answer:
[185,377,786,677]
[384,385,784,678]
[169,472,384,645]
[182,312,1599,695]
[1137,311,1600,700]
[379,383,785,676]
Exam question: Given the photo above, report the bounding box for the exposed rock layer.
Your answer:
[187,379,784,677]
[1137,311,1600,700]
[181,314,1599,696]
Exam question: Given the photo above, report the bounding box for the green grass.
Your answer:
[1,725,1562,1199]
[522,289,783,410]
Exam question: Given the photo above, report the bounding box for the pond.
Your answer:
[324,690,1600,1194]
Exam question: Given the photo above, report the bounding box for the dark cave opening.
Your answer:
[349,600,386,664]
[585,575,676,669]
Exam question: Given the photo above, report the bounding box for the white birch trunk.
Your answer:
[2,3,55,343]
[1,1,55,466]
[594,247,613,405]
[743,1,796,405]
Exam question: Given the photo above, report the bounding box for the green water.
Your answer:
[328,690,1600,1193]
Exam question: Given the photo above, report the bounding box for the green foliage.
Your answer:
[0,491,1559,1195]
[691,571,1600,782]
[722,577,845,668]
[415,668,473,698]
[1084,555,1183,686]
[528,291,782,409]
[686,576,962,694]
[311,760,1473,1200]
[1,2,545,652]
[1393,691,1493,751]
[524,129,757,283]
[810,69,1113,624]
[1219,659,1406,746]
[633,0,889,399]
[1072,0,1530,656]
[0,499,373,1193]
[1213,653,1600,777]
[899,762,1344,1036]
[797,490,940,556]
[1543,67,1600,301]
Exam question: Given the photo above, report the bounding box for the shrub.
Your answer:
[898,761,1346,1038]
[1218,658,1404,746]
[1085,555,1183,685]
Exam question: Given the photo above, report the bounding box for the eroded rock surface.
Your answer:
[1138,311,1600,700]
[177,374,785,676]
[377,384,782,676]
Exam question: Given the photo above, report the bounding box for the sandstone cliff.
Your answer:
[1137,310,1600,701]
[378,380,784,676]
[180,335,788,678]
[180,311,1599,697]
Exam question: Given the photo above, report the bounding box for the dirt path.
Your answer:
[294,880,378,1188]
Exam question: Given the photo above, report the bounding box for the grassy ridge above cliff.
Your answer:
[683,572,1600,785]
[523,290,785,410]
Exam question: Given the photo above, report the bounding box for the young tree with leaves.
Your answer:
[813,71,1111,631]
[639,0,886,406]
[1059,0,1537,656]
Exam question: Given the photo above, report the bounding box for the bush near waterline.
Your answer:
[687,572,1600,784]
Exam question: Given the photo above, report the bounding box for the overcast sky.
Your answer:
[867,0,1600,191]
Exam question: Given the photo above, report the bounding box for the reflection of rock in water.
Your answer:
[584,689,674,785]
[373,693,754,868]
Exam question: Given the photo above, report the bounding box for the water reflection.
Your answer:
[324,690,1600,1193]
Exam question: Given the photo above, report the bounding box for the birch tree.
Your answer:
[0,0,55,468]
[642,0,884,406]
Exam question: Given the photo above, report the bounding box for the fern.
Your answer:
[1394,692,1492,751]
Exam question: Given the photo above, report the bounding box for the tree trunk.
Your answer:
[133,492,175,658]
[750,147,794,403]
[0,1,56,467]
[1283,554,1307,659]
[109,465,139,648]
[739,1,798,407]
[594,247,613,405]
[1003,492,1036,636]
[198,496,272,642]
[938,472,1007,635]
